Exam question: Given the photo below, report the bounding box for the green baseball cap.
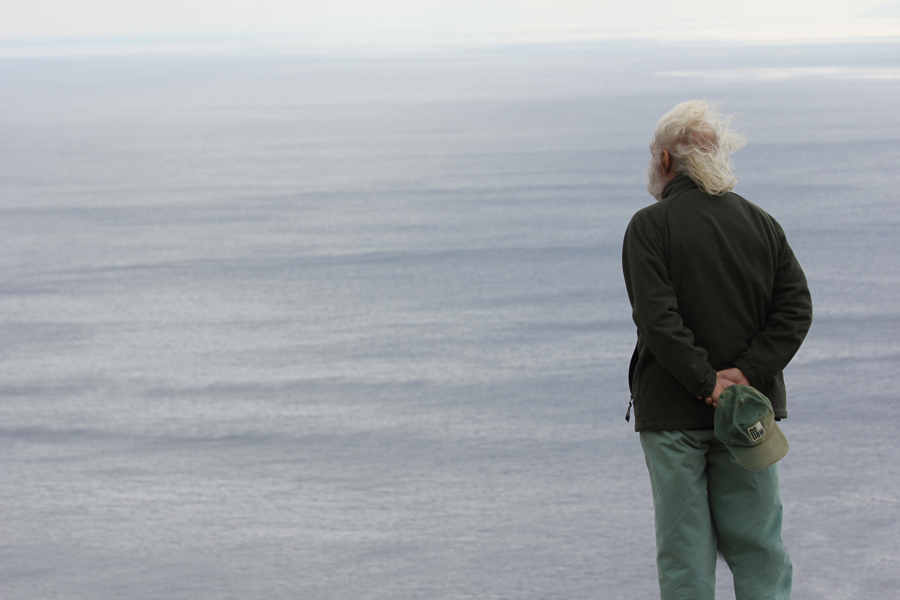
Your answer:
[714,385,788,471]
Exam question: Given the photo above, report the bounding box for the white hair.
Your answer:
[648,100,747,198]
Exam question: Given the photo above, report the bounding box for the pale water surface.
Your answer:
[2,41,900,599]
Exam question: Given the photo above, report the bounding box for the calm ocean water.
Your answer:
[2,41,900,599]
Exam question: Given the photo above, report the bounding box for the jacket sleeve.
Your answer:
[733,227,813,388]
[623,216,718,399]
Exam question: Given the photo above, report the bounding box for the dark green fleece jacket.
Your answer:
[622,174,812,431]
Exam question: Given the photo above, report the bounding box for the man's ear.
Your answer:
[662,149,672,174]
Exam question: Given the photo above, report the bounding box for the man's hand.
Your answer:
[703,377,728,409]
[717,367,749,387]
[702,368,748,409]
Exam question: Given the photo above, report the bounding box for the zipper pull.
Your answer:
[625,395,633,422]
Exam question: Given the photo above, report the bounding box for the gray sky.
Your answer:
[2,0,899,44]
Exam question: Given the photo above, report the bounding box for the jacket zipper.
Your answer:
[626,341,639,422]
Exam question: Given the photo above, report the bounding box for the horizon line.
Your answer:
[2,18,900,59]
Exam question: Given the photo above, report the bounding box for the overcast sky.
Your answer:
[2,0,899,43]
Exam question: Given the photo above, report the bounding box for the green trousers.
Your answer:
[640,429,792,600]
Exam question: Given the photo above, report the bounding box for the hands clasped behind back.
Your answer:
[704,368,750,408]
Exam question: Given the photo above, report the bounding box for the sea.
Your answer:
[2,38,899,600]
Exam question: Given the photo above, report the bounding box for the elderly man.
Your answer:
[622,100,812,599]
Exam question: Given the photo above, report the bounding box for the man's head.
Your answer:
[647,100,747,200]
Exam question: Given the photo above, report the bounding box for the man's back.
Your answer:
[623,174,811,431]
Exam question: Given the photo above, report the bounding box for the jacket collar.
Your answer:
[661,174,700,201]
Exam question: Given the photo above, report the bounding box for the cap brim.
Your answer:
[728,421,789,471]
